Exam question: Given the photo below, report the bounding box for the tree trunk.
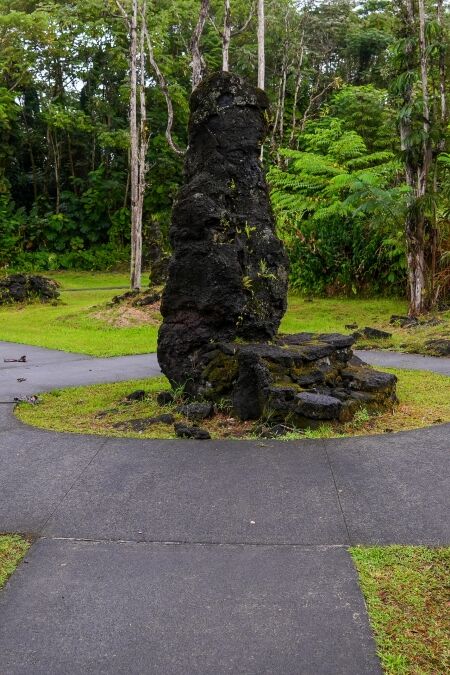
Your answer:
[129,0,140,290]
[399,0,431,316]
[190,0,210,90]
[437,0,447,130]
[257,0,265,90]
[289,43,304,148]
[222,0,231,71]
[405,205,426,316]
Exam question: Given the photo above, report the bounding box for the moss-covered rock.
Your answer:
[198,332,397,428]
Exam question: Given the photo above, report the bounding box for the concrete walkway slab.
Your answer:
[0,341,160,401]
[0,428,105,532]
[0,538,380,675]
[325,425,450,545]
[43,438,349,545]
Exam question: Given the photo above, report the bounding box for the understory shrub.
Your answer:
[269,111,408,296]
[7,244,130,272]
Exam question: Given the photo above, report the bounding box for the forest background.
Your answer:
[1,0,449,311]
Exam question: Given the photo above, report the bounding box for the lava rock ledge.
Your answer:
[198,332,397,427]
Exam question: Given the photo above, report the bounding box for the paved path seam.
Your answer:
[42,535,351,549]
[323,440,352,545]
[37,436,112,536]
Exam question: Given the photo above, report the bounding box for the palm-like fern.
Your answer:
[268,117,408,294]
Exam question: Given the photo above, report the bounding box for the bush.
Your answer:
[0,197,24,266]
[7,244,130,273]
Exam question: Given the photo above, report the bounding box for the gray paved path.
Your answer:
[356,348,450,375]
[0,342,449,674]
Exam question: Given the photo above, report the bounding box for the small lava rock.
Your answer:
[111,290,140,304]
[354,327,392,340]
[113,414,175,431]
[178,402,214,421]
[133,292,161,307]
[390,315,419,328]
[125,390,146,402]
[425,339,450,356]
[157,391,174,406]
[295,392,343,420]
[174,423,211,440]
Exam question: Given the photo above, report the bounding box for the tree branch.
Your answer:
[231,1,254,36]
[143,22,186,155]
[190,0,210,90]
[115,0,131,28]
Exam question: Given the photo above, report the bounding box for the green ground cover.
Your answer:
[15,368,450,440]
[0,272,156,356]
[0,535,30,590]
[0,272,449,356]
[351,546,450,674]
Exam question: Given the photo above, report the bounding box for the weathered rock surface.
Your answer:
[113,414,175,431]
[354,326,392,340]
[198,333,397,428]
[426,338,450,356]
[158,72,289,394]
[125,390,146,402]
[0,274,60,304]
[177,402,214,421]
[174,423,211,440]
[156,72,397,429]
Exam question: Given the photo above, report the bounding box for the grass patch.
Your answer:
[0,272,448,357]
[0,534,30,590]
[281,296,450,357]
[15,376,254,439]
[0,272,159,356]
[15,368,450,440]
[351,546,450,674]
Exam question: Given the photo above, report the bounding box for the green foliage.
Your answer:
[269,107,408,295]
[0,196,24,265]
[9,244,130,273]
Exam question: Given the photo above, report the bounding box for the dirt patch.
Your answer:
[91,300,161,328]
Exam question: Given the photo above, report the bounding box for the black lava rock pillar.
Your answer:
[158,72,289,393]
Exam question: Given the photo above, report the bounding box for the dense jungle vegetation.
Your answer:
[1,0,449,309]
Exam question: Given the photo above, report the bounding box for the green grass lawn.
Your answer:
[0,272,449,356]
[0,272,156,356]
[0,535,30,590]
[351,546,450,674]
[15,368,450,440]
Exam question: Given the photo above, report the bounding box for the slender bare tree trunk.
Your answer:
[117,0,149,290]
[289,41,304,148]
[129,0,140,289]
[48,128,60,214]
[432,0,448,301]
[257,0,265,90]
[222,0,231,71]
[400,0,432,316]
[190,0,210,90]
[437,0,447,128]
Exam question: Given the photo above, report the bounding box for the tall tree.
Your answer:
[257,0,265,89]
[116,0,149,289]
[396,0,447,315]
